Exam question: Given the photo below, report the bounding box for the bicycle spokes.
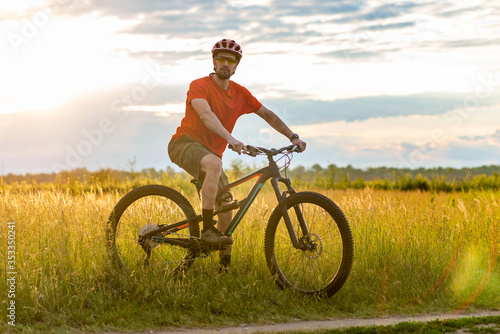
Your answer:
[109,185,199,273]
[265,192,353,297]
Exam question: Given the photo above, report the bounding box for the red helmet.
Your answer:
[212,39,242,61]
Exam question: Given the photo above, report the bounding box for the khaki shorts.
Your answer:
[168,135,232,204]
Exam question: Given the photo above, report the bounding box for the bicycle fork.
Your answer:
[271,177,312,251]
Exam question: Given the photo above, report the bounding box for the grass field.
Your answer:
[286,315,500,333]
[1,180,499,333]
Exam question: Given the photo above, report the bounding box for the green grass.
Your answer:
[286,316,500,333]
[0,184,499,333]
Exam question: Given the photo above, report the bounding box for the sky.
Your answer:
[1,0,500,175]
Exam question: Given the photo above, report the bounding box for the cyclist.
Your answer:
[168,39,306,270]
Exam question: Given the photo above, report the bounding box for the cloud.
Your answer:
[492,129,500,141]
[438,5,487,18]
[358,21,416,32]
[259,92,500,126]
[267,132,500,170]
[321,49,384,60]
[115,4,324,44]
[120,9,254,37]
[3,0,500,173]
[443,38,500,48]
[2,88,499,174]
[0,109,182,174]
[459,129,500,147]
[329,2,422,24]
[34,0,498,65]
[71,0,364,20]
[59,0,204,18]
[0,85,187,174]
[439,142,500,166]
[273,1,362,16]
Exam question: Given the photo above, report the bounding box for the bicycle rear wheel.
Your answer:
[107,184,198,273]
[265,192,353,297]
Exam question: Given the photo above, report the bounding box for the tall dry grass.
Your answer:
[0,183,498,333]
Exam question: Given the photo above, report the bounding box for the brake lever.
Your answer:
[246,145,260,157]
[288,145,301,153]
[228,144,260,157]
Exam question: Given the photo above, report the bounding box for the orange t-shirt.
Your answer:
[171,75,262,157]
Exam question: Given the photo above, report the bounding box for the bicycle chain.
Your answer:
[156,232,216,262]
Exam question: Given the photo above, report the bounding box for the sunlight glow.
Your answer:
[0,0,40,12]
[0,15,143,113]
[122,103,185,114]
[451,245,485,297]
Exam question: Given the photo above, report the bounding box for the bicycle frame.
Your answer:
[220,156,291,234]
[219,156,311,251]
[144,152,310,251]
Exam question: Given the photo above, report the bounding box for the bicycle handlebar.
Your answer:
[228,144,301,157]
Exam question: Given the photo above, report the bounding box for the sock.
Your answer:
[202,209,214,232]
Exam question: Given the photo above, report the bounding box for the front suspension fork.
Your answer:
[271,177,311,250]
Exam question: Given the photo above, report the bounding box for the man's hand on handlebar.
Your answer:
[227,138,247,155]
[228,144,303,157]
[291,138,306,152]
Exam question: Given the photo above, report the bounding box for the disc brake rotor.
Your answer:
[304,233,323,260]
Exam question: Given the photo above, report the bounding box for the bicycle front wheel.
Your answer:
[107,184,198,273]
[265,192,353,297]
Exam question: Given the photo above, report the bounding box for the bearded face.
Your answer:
[213,52,239,79]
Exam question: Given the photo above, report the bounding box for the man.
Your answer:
[168,39,306,270]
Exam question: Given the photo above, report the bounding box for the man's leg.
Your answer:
[199,154,232,247]
[200,154,222,214]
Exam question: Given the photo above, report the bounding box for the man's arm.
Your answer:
[191,98,247,154]
[255,105,307,151]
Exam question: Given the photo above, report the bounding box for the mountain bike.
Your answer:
[106,144,354,297]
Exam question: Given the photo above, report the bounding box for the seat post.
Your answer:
[190,179,202,199]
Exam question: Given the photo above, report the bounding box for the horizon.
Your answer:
[1,0,499,174]
[3,159,500,178]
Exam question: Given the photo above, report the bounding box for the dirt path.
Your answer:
[108,310,500,334]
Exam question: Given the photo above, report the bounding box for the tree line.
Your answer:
[2,162,500,193]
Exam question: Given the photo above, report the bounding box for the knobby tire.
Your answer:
[106,184,197,273]
[264,191,354,297]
